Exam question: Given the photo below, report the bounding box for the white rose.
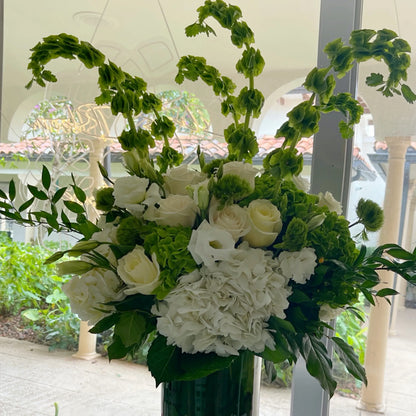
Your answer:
[188,220,236,267]
[63,269,124,325]
[243,199,282,247]
[113,176,149,209]
[278,247,317,284]
[144,194,198,227]
[163,165,206,195]
[209,202,250,241]
[117,246,160,295]
[222,161,259,190]
[317,191,342,215]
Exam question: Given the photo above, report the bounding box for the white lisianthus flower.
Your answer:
[319,304,344,322]
[187,220,236,266]
[222,161,259,190]
[142,182,162,206]
[153,245,291,356]
[117,246,160,295]
[243,199,282,247]
[164,165,206,195]
[113,176,149,209]
[63,269,125,325]
[292,174,310,192]
[278,247,317,284]
[317,191,343,215]
[144,194,198,227]
[209,202,250,241]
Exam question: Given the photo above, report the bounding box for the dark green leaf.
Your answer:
[89,313,120,334]
[18,197,35,212]
[366,72,384,87]
[51,187,67,204]
[72,185,87,203]
[28,185,48,200]
[180,354,237,381]
[147,335,180,386]
[376,288,399,297]
[64,200,85,214]
[108,335,129,360]
[41,166,51,190]
[0,188,7,199]
[0,201,13,210]
[401,84,416,104]
[301,334,337,397]
[114,311,146,347]
[8,179,16,201]
[386,247,415,260]
[360,288,375,305]
[332,337,367,385]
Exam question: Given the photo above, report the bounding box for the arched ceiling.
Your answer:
[2,0,416,141]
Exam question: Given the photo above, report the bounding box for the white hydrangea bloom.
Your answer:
[277,247,317,284]
[153,245,292,356]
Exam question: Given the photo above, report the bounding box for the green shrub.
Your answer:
[0,234,79,350]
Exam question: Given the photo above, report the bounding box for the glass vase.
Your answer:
[161,351,261,416]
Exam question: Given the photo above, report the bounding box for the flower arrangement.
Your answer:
[2,0,416,398]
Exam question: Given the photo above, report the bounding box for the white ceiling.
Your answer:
[2,0,416,141]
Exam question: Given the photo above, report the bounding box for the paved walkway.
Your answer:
[1,308,415,416]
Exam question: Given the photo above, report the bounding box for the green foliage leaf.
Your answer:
[28,185,48,201]
[332,336,367,385]
[51,187,67,204]
[108,335,130,360]
[8,179,16,201]
[366,72,384,87]
[401,84,416,104]
[114,311,147,347]
[147,335,180,386]
[72,184,87,203]
[89,313,120,334]
[376,288,399,297]
[18,197,35,212]
[63,200,85,214]
[300,334,337,397]
[22,308,42,321]
[147,335,235,386]
[41,166,51,190]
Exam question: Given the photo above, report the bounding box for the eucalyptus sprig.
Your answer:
[0,166,99,239]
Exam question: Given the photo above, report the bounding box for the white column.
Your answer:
[358,136,410,412]
[73,137,107,360]
[390,181,416,332]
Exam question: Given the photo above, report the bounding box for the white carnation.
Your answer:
[153,245,292,356]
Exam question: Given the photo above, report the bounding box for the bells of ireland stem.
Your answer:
[263,148,303,180]
[123,149,163,186]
